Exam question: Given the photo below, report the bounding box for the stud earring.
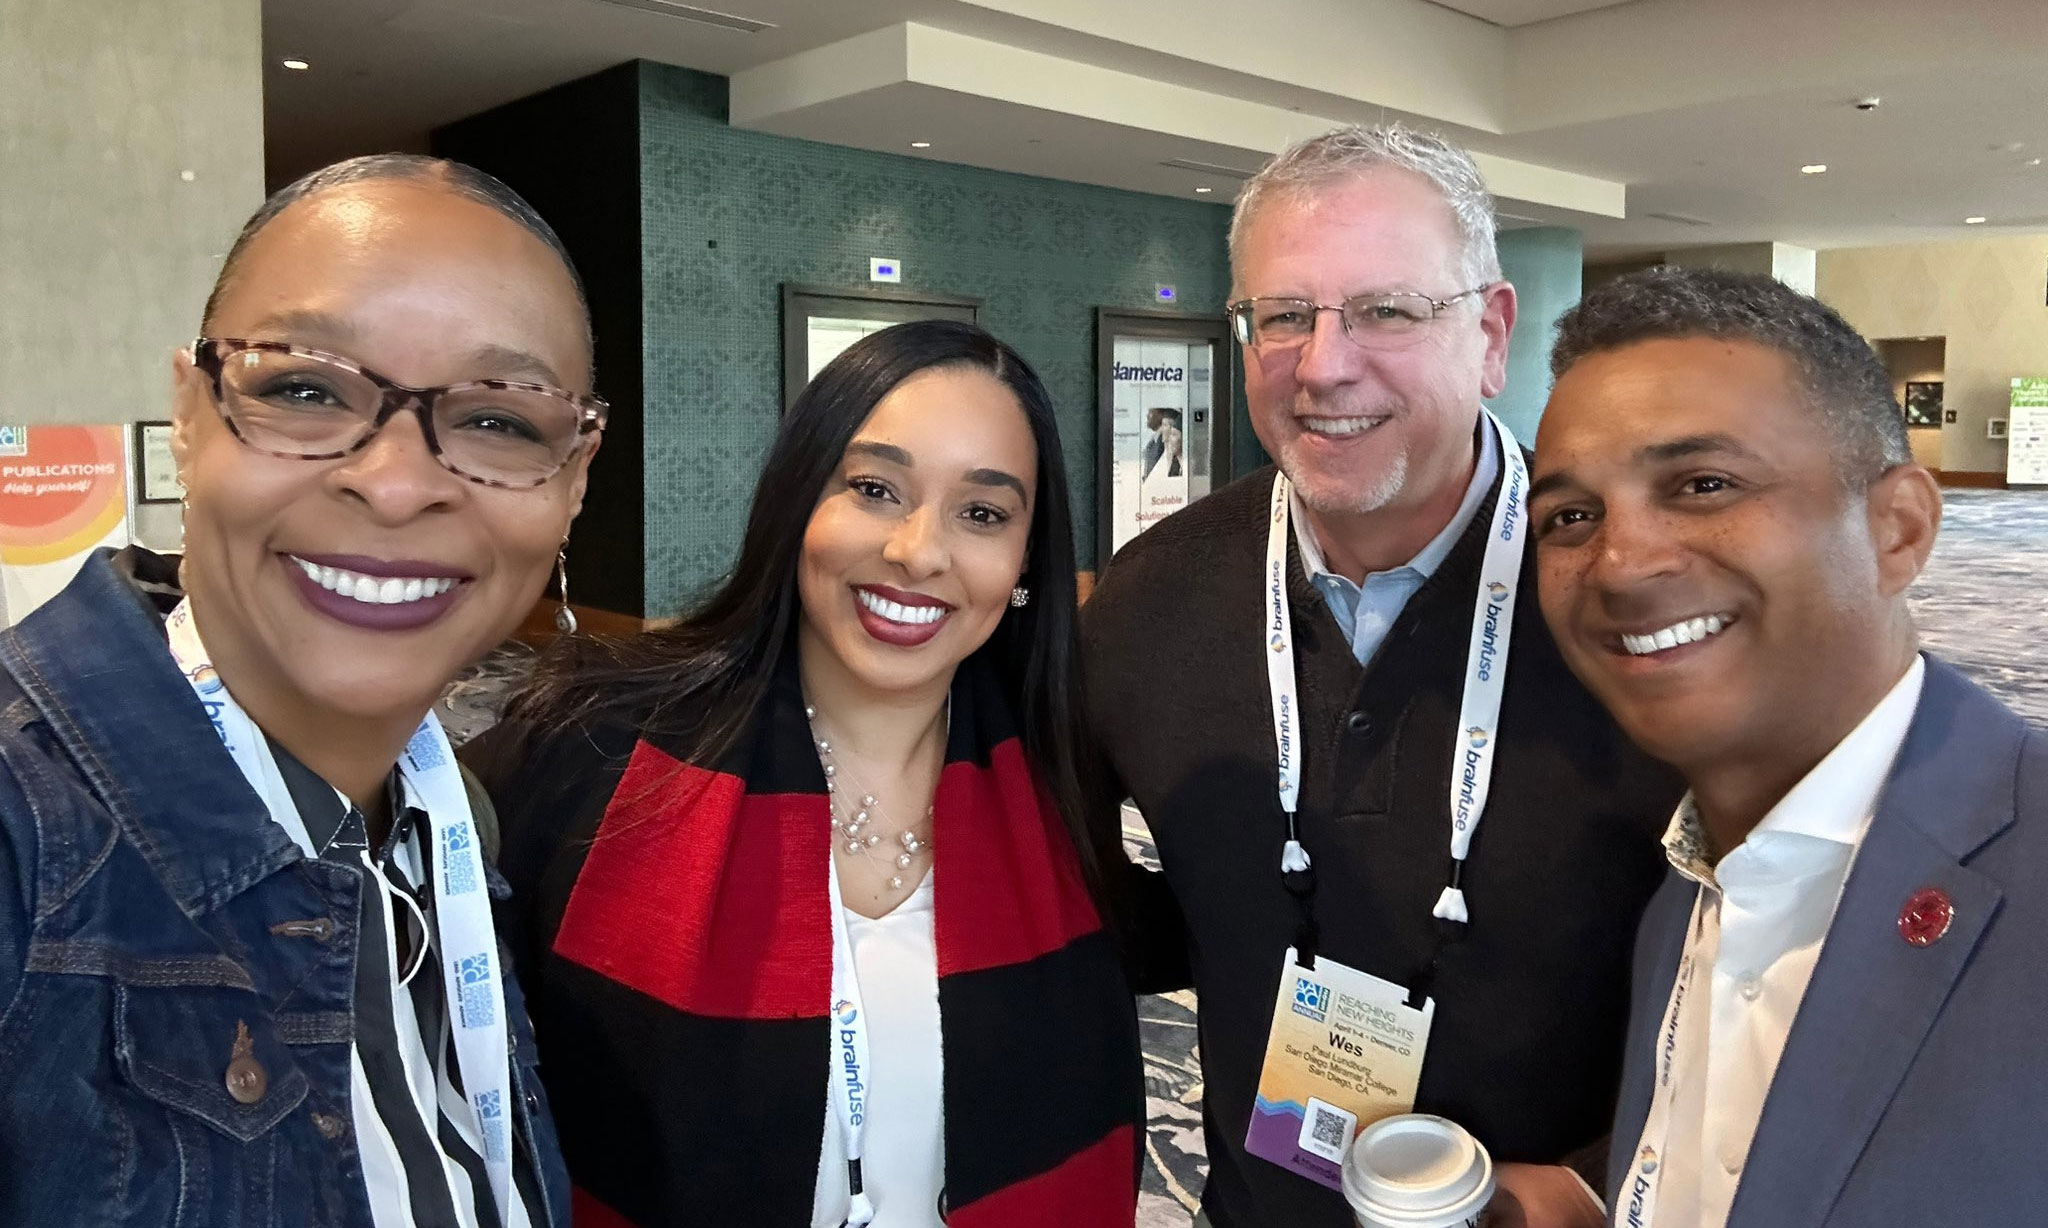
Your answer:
[1009,586,1030,609]
[554,548,578,634]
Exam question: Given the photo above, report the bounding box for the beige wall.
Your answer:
[1,0,264,434]
[1819,234,2048,474]
[1880,337,1946,397]
[1664,242,1816,294]
[1583,255,1664,292]
[1876,337,1946,470]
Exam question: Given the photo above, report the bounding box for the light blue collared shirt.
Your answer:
[1292,425,1501,666]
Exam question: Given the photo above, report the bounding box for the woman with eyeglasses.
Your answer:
[469,320,1143,1227]
[0,155,600,1228]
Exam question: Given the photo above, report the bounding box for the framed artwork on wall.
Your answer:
[132,421,180,504]
[779,284,981,412]
[1903,381,1944,428]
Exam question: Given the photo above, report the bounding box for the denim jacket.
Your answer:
[0,548,570,1227]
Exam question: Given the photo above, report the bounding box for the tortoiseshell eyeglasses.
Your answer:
[192,337,608,489]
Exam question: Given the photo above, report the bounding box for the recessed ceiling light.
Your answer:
[282,58,310,71]
[909,141,931,149]
[1964,216,1988,224]
[1800,164,1828,174]
[1195,186,1213,193]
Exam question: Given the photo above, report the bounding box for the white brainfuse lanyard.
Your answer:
[825,858,878,1228]
[167,601,519,1220]
[1264,410,1529,923]
[1619,894,1711,1228]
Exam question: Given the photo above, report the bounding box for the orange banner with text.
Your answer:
[0,425,131,625]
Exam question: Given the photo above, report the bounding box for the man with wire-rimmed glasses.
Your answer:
[1082,124,1681,1228]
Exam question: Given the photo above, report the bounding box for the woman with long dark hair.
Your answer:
[471,320,1141,1228]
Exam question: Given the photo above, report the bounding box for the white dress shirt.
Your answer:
[812,872,945,1227]
[1649,657,1926,1228]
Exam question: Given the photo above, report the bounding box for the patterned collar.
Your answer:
[1660,658,1928,895]
[1662,795,1718,890]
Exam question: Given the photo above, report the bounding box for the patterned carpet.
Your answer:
[1907,488,2048,727]
[439,485,2047,1227]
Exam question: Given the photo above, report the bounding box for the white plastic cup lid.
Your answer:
[1340,1114,1496,1227]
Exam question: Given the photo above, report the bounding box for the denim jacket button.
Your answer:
[312,1111,348,1140]
[225,1055,269,1105]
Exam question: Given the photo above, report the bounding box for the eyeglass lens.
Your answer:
[217,347,586,485]
[1238,294,1439,348]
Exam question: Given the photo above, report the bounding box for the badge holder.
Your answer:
[1244,942,1436,1191]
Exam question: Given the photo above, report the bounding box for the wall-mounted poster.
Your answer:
[2007,377,2048,487]
[0,424,131,626]
[1097,308,1233,568]
[806,317,894,382]
[1903,380,1943,428]
[133,421,180,503]
[1109,337,1202,553]
[780,284,980,411]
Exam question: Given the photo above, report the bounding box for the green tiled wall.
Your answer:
[1486,225,1585,445]
[635,63,1234,615]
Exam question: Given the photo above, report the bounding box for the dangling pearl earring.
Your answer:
[1009,586,1030,608]
[553,547,578,634]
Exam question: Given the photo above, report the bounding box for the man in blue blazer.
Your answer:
[1524,265,2046,1228]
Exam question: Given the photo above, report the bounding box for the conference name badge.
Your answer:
[1245,948,1434,1191]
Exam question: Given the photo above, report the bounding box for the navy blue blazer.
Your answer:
[1606,655,2048,1226]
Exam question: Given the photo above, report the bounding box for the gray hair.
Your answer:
[1228,122,1502,288]
[1550,265,1911,482]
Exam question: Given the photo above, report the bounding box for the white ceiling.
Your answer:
[1428,0,1641,27]
[261,0,2048,259]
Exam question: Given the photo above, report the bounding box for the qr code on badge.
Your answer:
[1298,1096,1358,1164]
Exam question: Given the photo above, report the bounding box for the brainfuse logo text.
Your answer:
[1625,1146,1659,1227]
[1475,581,1509,683]
[835,999,866,1125]
[1454,727,1487,830]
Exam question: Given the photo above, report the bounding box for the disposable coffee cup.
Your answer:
[1340,1113,1496,1228]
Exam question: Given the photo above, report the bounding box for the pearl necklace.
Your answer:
[806,704,935,891]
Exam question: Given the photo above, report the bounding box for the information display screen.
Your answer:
[2008,377,2048,487]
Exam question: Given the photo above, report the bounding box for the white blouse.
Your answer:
[811,872,945,1228]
